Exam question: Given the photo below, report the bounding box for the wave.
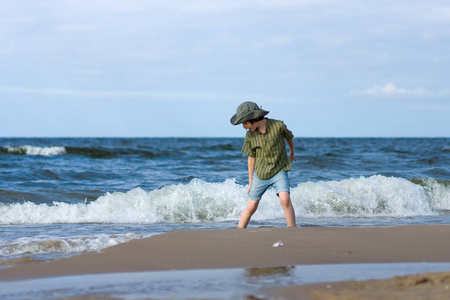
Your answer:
[64,146,174,158]
[1,145,173,158]
[1,175,448,225]
[293,176,448,217]
[1,145,66,156]
[409,177,450,211]
[0,233,147,258]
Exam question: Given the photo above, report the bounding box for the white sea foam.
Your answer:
[418,178,450,211]
[0,233,146,257]
[0,176,448,225]
[3,145,66,156]
[291,175,437,218]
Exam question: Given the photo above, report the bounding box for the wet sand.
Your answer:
[1,225,450,299]
[263,271,450,300]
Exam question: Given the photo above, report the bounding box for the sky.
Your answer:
[1,0,449,138]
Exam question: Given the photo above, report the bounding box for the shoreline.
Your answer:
[1,225,450,282]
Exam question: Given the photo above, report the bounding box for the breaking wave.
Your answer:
[2,145,66,156]
[1,145,173,158]
[0,175,448,225]
[0,233,148,258]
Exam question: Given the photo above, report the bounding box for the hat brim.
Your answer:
[230,110,269,125]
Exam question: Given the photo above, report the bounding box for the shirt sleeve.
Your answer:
[241,132,256,157]
[283,122,294,139]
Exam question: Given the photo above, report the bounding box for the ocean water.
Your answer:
[0,137,449,266]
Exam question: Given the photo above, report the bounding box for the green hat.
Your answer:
[230,101,270,125]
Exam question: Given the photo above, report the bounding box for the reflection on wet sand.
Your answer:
[245,266,295,277]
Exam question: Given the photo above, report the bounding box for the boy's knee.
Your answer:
[246,200,259,213]
[278,192,292,207]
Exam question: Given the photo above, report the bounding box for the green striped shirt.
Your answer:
[242,119,294,180]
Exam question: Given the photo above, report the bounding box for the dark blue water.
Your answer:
[0,138,449,263]
[1,138,448,200]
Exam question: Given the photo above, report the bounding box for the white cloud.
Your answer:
[422,6,450,23]
[307,33,349,47]
[351,83,433,97]
[0,86,298,106]
[0,86,271,103]
[0,86,212,99]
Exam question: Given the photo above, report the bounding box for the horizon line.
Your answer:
[1,136,448,139]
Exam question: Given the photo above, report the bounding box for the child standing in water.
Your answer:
[230,101,296,228]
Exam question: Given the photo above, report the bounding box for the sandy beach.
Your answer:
[263,270,450,300]
[1,225,450,299]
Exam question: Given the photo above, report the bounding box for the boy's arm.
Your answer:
[286,138,296,163]
[247,156,255,194]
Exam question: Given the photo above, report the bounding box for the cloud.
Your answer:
[0,86,216,100]
[350,83,433,97]
[422,5,450,23]
[0,86,298,106]
[0,86,276,103]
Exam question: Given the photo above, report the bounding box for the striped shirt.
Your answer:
[242,119,294,180]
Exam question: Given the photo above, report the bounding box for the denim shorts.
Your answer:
[248,171,290,201]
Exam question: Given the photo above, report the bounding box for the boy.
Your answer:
[230,101,296,228]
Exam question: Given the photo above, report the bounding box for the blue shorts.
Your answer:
[248,171,290,201]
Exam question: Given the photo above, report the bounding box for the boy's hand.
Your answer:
[289,153,296,163]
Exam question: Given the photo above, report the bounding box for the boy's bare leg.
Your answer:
[279,192,296,227]
[237,199,259,228]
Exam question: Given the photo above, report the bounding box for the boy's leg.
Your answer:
[238,174,267,228]
[273,171,296,227]
[279,192,296,227]
[237,199,259,228]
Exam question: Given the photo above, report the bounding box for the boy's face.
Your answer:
[242,121,255,131]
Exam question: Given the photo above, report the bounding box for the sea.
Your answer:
[1,137,449,264]
[0,137,449,298]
